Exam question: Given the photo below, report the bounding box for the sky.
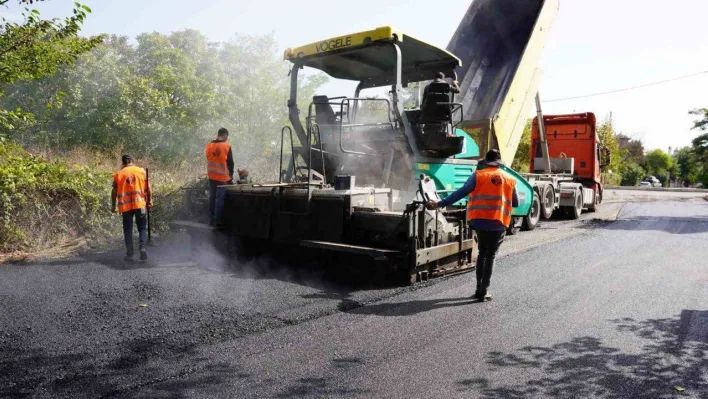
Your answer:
[4,0,708,152]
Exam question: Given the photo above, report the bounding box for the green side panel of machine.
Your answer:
[415,161,533,217]
[454,128,480,159]
[415,161,476,207]
[498,164,533,217]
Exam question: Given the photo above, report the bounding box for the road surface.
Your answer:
[1,189,706,398]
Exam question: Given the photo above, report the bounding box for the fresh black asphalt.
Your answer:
[1,197,707,398]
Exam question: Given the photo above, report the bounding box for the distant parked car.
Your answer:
[639,181,652,188]
[643,176,661,187]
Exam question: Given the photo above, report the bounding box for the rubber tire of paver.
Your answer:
[522,191,541,231]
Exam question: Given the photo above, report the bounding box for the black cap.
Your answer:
[435,72,445,79]
[485,149,502,163]
[121,154,134,165]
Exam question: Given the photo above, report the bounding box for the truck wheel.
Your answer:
[507,216,522,235]
[522,191,541,231]
[568,189,583,220]
[540,185,554,219]
[587,188,599,212]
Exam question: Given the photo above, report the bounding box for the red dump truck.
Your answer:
[518,110,610,230]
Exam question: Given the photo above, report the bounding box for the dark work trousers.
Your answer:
[475,229,507,292]
[122,208,147,256]
[209,179,228,224]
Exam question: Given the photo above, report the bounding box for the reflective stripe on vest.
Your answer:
[469,194,513,207]
[466,168,516,227]
[113,165,148,214]
[205,141,231,182]
[117,190,145,199]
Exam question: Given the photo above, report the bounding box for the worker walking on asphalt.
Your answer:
[205,128,234,225]
[427,149,518,301]
[112,154,153,262]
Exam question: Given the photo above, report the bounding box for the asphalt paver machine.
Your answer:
[208,0,559,284]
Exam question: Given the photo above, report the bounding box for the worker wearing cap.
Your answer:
[205,128,234,225]
[112,154,153,261]
[422,71,460,100]
[427,149,518,301]
[237,168,249,184]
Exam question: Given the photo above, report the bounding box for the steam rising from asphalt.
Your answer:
[142,230,352,306]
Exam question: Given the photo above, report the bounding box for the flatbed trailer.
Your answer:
[522,173,596,222]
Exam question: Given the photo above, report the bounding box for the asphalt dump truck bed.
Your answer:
[179,0,557,285]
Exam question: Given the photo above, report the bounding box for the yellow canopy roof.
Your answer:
[284,26,462,87]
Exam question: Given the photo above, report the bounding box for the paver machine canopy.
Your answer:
[282,26,466,192]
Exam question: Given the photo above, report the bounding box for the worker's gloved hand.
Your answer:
[425,200,439,210]
[147,202,153,209]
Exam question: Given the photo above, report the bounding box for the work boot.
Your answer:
[477,288,492,302]
[124,254,134,262]
[139,245,148,261]
[472,281,483,300]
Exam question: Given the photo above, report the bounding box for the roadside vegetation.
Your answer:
[0,0,327,256]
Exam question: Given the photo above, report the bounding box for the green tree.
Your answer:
[618,162,645,186]
[644,149,673,186]
[596,115,622,185]
[692,133,708,163]
[688,108,708,187]
[511,120,531,172]
[617,135,645,165]
[1,30,328,179]
[0,0,102,132]
[674,147,700,186]
[690,108,708,132]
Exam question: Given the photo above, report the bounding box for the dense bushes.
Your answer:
[619,162,645,186]
[0,141,213,253]
[0,141,115,252]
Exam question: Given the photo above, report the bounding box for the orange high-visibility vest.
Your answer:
[467,167,516,227]
[205,141,231,182]
[113,165,148,214]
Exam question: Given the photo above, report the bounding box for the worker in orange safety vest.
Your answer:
[205,128,234,225]
[112,154,153,261]
[427,149,518,302]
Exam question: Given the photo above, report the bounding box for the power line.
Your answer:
[544,69,708,102]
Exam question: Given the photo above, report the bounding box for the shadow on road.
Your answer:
[28,231,389,295]
[456,310,708,398]
[0,336,244,398]
[579,216,708,235]
[275,357,370,398]
[344,297,475,316]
